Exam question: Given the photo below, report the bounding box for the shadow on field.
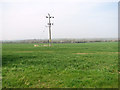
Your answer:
[2,55,37,66]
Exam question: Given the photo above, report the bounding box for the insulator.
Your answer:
[47,23,51,25]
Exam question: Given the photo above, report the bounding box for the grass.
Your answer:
[2,42,118,88]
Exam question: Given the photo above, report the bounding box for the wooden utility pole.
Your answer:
[46,13,54,46]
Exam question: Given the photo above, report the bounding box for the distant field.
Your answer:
[2,42,118,88]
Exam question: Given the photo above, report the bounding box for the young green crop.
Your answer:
[2,42,118,88]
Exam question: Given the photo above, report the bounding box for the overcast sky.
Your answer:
[0,0,118,40]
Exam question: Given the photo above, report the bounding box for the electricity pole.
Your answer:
[46,13,54,46]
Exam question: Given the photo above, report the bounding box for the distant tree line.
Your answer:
[1,39,118,44]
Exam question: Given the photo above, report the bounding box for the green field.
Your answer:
[2,42,118,88]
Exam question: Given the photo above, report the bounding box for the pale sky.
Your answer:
[0,0,119,40]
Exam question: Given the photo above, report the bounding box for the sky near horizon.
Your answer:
[0,0,118,40]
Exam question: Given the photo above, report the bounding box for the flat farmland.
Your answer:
[2,42,118,88]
